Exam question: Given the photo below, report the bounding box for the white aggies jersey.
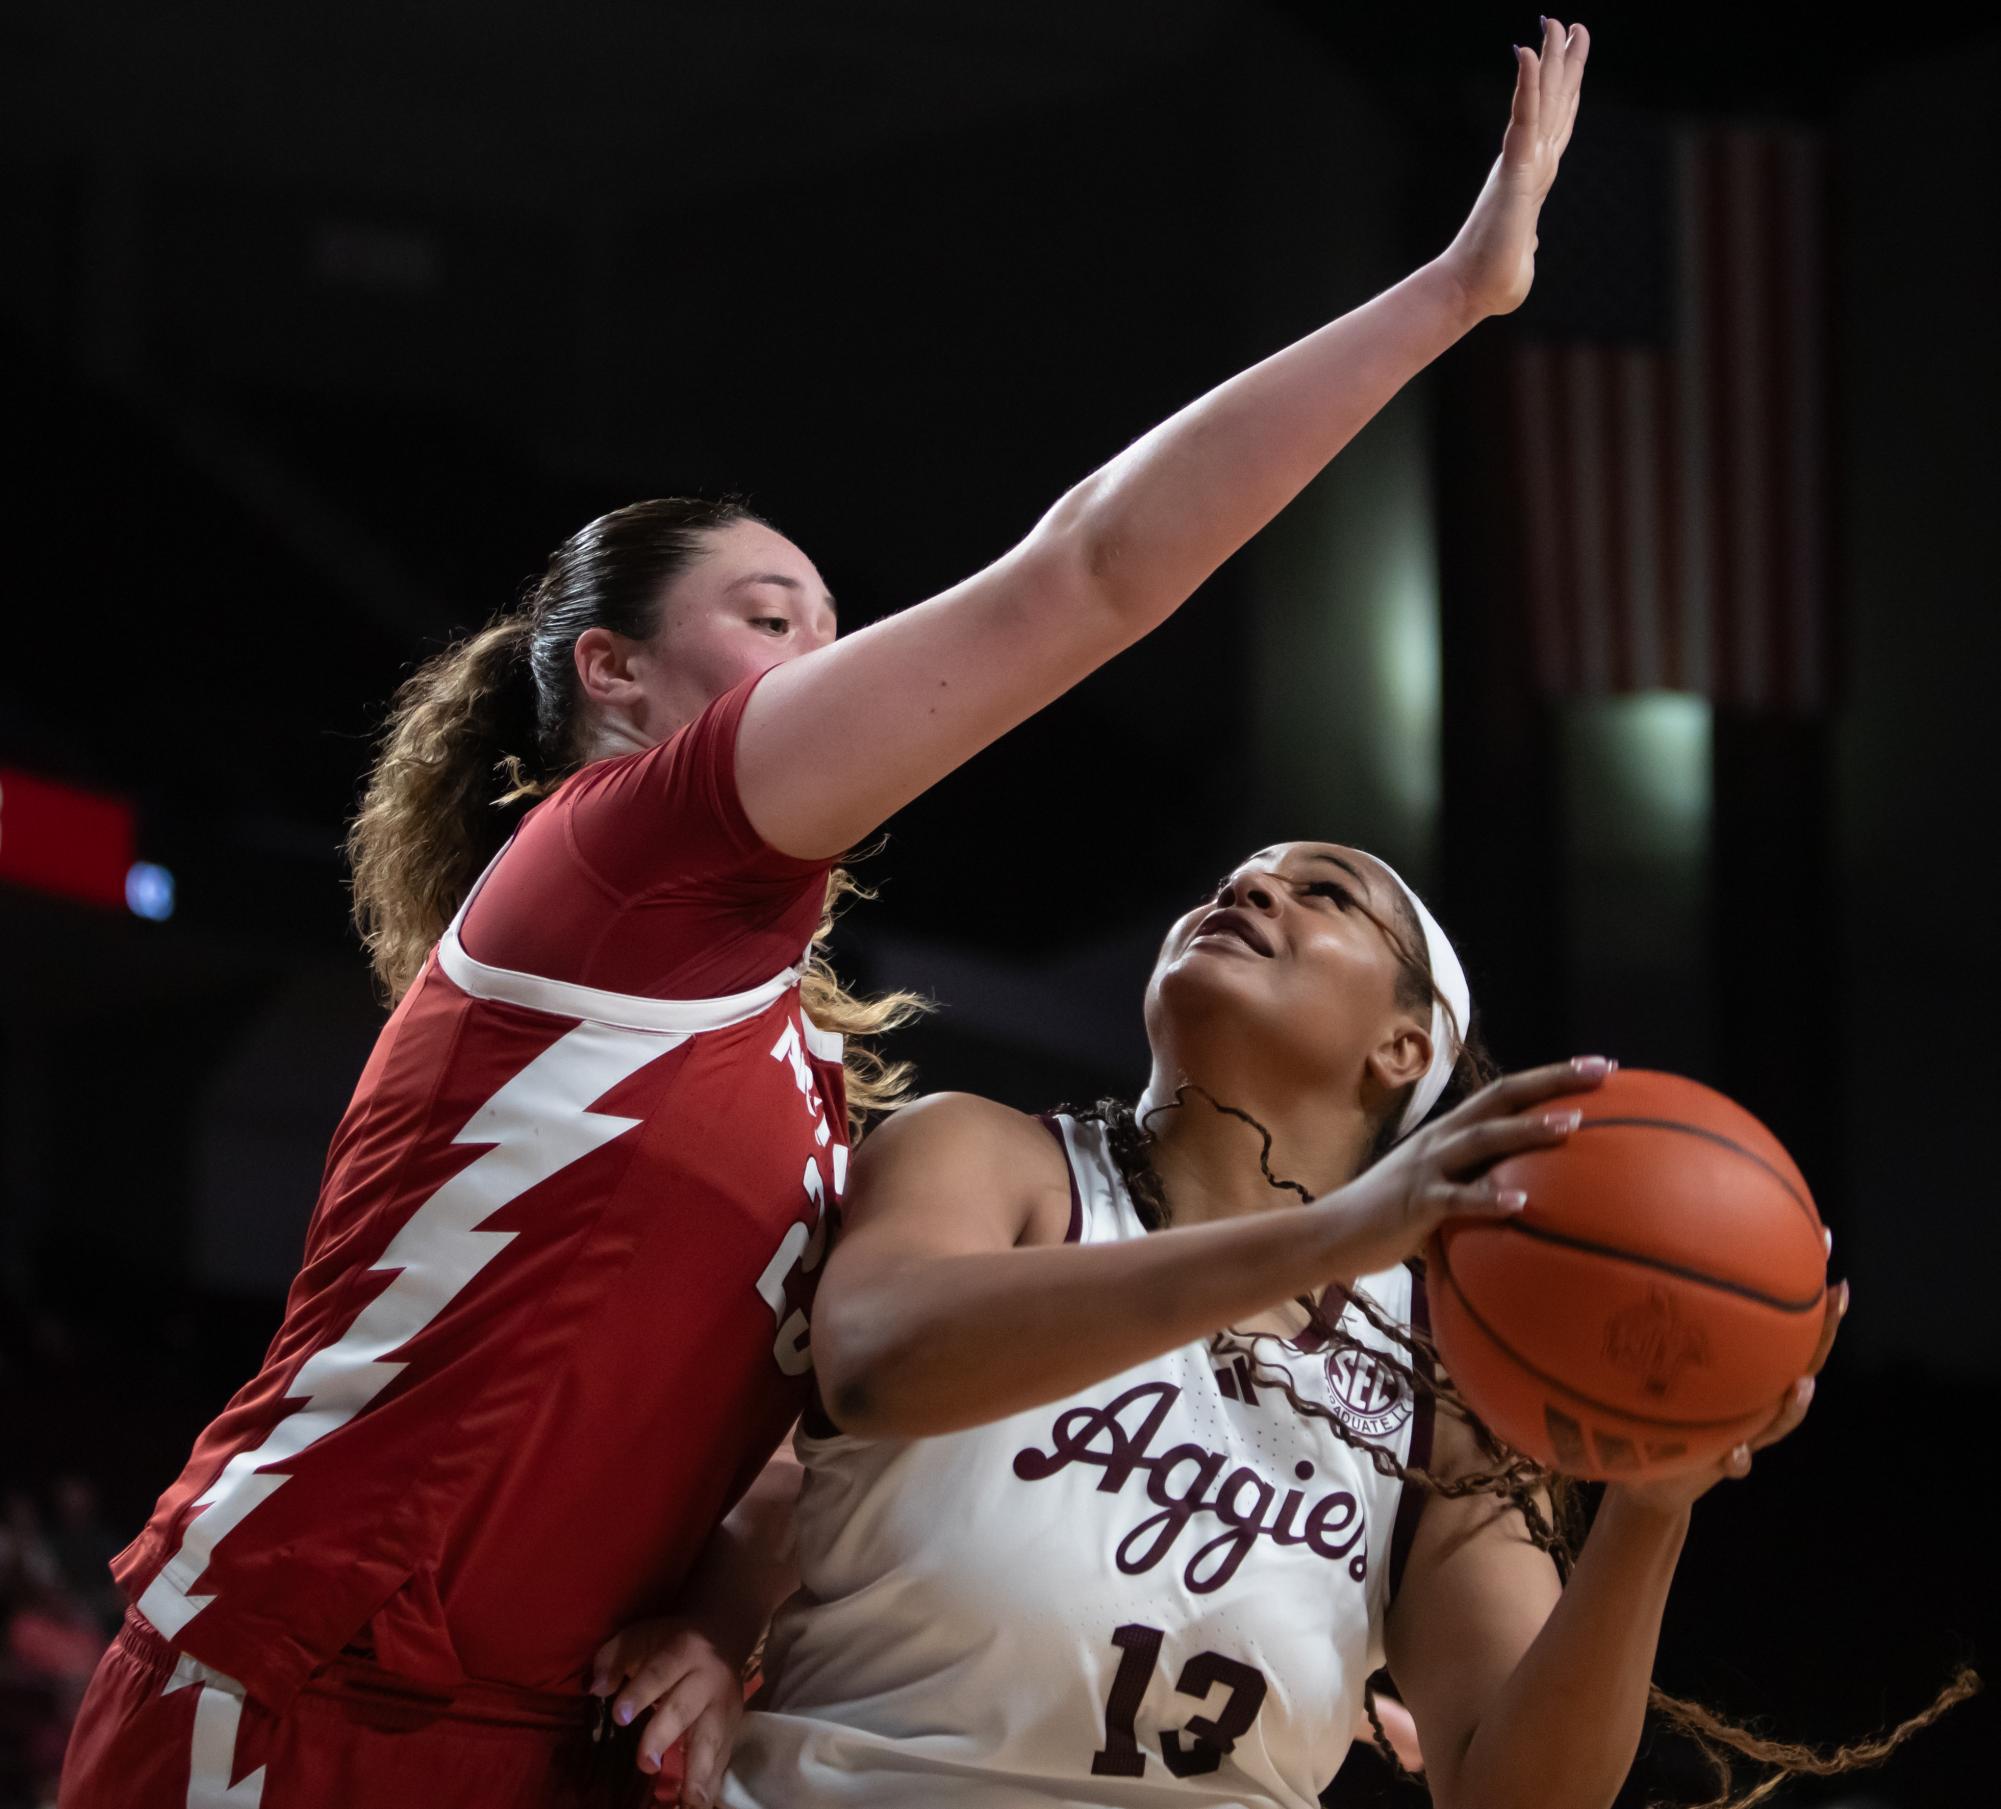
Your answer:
[723,1113,1435,1809]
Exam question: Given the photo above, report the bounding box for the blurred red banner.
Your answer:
[0,767,136,910]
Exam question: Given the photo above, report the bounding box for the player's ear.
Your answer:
[574,626,647,710]
[1365,1021,1431,1095]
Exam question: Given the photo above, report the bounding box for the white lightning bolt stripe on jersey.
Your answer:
[138,1019,685,1641]
[163,1653,266,1806]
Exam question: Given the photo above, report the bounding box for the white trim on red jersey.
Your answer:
[438,920,802,1034]
[441,838,817,1036]
[162,1653,266,1807]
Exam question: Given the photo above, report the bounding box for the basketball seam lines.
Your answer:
[1493,1220,1826,1313]
[1433,1242,1796,1433]
[1574,1115,1819,1230]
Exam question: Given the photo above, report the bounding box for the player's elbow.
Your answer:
[1439,1778,1627,1809]
[811,1317,873,1434]
[820,1370,884,1438]
[817,1356,935,1441]
[1029,475,1179,644]
[1431,1731,1635,1809]
[811,1293,923,1439]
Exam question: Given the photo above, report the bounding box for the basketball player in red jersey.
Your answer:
[66,22,1599,1809]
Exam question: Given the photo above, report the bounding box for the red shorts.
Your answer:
[60,1611,662,1809]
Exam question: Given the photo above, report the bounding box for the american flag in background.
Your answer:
[1510,123,1833,713]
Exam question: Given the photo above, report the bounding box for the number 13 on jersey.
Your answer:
[1092,1623,1269,1779]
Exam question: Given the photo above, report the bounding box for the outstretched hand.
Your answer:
[1440,16,1592,320]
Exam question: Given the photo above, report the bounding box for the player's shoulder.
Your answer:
[855,1091,1060,1171]
[849,1092,1073,1238]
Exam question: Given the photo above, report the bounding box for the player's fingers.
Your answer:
[647,1737,687,1800]
[1511,45,1540,145]
[1552,77,1585,162]
[679,1701,736,1809]
[1422,1175,1528,1226]
[1567,22,1592,80]
[615,1647,693,1730]
[636,1672,713,1774]
[1440,1056,1611,1129]
[1537,18,1566,125]
[1746,1377,1816,1454]
[1433,1104,1582,1175]
[1807,1279,1849,1377]
[590,1630,633,1698]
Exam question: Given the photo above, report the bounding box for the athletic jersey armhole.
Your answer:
[563,665,828,904]
[1386,1262,1436,1607]
[1035,1113,1084,1245]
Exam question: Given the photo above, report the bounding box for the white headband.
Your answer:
[1366,857,1471,1141]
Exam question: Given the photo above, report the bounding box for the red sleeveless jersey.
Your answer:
[111,671,848,1709]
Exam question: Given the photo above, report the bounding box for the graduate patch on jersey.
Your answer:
[1323,1342,1414,1442]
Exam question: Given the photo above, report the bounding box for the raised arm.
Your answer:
[737,24,1591,859]
[815,1059,1609,1439]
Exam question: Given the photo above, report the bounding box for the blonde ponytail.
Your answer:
[346,614,545,1003]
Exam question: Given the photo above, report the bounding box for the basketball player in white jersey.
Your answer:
[598,839,1841,1808]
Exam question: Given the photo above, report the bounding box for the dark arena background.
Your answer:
[2,4,1995,1805]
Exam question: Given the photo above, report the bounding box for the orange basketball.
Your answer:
[1425,1069,1827,1482]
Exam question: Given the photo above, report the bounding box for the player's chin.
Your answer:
[1156,941,1276,999]
[1152,947,1290,1041]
